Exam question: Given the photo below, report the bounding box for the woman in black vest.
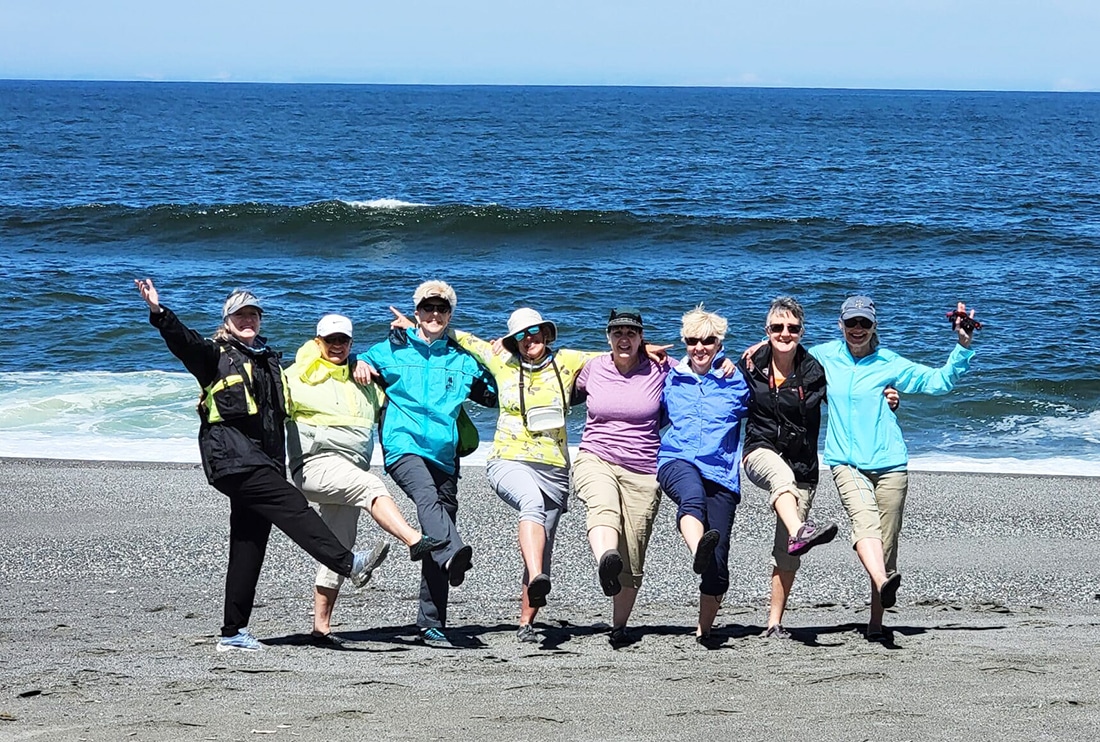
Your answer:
[136,278,382,652]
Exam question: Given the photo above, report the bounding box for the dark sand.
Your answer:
[1,458,1098,741]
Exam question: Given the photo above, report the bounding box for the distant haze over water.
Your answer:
[1,81,1097,473]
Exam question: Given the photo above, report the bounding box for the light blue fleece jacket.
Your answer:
[360,328,488,475]
[810,339,974,471]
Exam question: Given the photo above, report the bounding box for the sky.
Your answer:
[1,1,1097,91]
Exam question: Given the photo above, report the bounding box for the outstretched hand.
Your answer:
[645,343,673,365]
[951,301,977,348]
[134,278,163,314]
[389,305,414,331]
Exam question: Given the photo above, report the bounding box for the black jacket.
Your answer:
[737,344,827,486]
[151,307,287,483]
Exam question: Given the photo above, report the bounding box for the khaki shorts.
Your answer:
[830,465,908,574]
[294,454,391,590]
[743,447,816,573]
[572,451,661,589]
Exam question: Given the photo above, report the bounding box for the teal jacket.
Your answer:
[810,339,974,471]
[360,328,494,475]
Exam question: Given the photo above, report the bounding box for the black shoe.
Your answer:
[879,572,902,610]
[597,550,623,597]
[693,529,720,574]
[309,631,349,650]
[608,626,632,648]
[527,573,552,608]
[410,534,449,562]
[695,632,723,650]
[446,545,473,587]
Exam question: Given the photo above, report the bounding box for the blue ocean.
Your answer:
[1,81,1098,474]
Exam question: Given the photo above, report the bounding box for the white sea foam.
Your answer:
[340,198,426,209]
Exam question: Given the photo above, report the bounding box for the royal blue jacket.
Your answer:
[658,356,751,493]
[810,339,974,471]
[360,328,494,475]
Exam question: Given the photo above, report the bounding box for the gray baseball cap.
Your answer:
[839,295,876,322]
[223,289,263,319]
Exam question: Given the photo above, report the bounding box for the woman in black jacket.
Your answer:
[738,296,838,640]
[136,278,381,652]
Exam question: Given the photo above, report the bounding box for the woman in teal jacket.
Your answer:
[810,296,977,641]
[355,280,496,649]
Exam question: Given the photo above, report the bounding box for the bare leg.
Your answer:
[678,514,704,554]
[772,491,804,537]
[612,586,639,629]
[587,525,619,560]
[768,568,796,628]
[518,520,546,583]
[368,495,421,546]
[855,537,889,629]
[698,593,722,636]
[313,586,339,635]
[519,584,538,626]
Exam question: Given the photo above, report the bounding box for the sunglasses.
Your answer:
[767,323,803,334]
[321,334,351,345]
[418,302,451,314]
[684,336,718,347]
[843,317,874,329]
[512,325,543,342]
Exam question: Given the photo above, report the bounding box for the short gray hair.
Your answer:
[766,296,805,325]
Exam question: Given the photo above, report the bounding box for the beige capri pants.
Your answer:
[572,451,661,590]
[742,447,817,573]
[829,465,908,575]
[292,454,390,590]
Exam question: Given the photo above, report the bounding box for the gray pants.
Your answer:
[388,454,465,629]
[486,458,568,579]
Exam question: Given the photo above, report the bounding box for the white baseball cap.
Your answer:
[315,314,353,338]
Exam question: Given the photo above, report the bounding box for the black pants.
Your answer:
[212,466,354,636]
[387,454,464,629]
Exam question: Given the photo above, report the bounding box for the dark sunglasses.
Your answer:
[768,323,803,334]
[320,334,351,345]
[684,336,718,347]
[512,325,543,342]
[418,301,451,314]
[843,317,874,329]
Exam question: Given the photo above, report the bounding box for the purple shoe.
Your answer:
[787,520,839,556]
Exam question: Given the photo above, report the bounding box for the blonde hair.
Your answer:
[413,280,457,310]
[681,305,728,341]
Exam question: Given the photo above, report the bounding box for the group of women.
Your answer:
[137,276,977,651]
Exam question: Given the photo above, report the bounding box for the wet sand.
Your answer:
[1,457,1098,741]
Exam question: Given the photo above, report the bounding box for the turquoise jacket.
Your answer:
[360,328,492,475]
[658,356,751,493]
[810,339,974,471]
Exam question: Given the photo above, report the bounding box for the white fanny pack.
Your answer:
[518,355,568,433]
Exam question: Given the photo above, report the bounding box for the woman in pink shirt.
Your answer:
[572,307,669,648]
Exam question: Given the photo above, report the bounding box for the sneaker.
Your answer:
[597,550,624,597]
[350,541,391,588]
[418,627,455,649]
[693,529,720,574]
[217,628,263,652]
[309,631,349,650]
[879,572,902,610]
[446,545,473,587]
[409,534,449,562]
[695,632,723,650]
[608,626,632,648]
[516,624,539,644]
[527,573,552,608]
[762,624,791,640]
[787,519,839,556]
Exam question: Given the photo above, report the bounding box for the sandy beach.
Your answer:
[1,457,1098,741]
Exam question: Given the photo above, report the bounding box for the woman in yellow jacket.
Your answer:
[286,314,445,647]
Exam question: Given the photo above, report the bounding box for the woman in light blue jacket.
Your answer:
[810,296,977,641]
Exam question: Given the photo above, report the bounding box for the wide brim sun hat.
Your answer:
[501,307,558,354]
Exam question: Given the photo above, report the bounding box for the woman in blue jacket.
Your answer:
[657,306,750,647]
[811,296,977,640]
[355,280,496,649]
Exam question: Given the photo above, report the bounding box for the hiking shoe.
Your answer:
[527,573,552,608]
[762,624,791,640]
[608,626,632,648]
[419,627,455,649]
[879,572,902,610]
[446,545,473,587]
[693,529,720,574]
[409,534,449,562]
[516,624,539,644]
[309,631,349,650]
[787,519,839,556]
[217,628,263,652]
[597,550,624,597]
[350,541,391,588]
